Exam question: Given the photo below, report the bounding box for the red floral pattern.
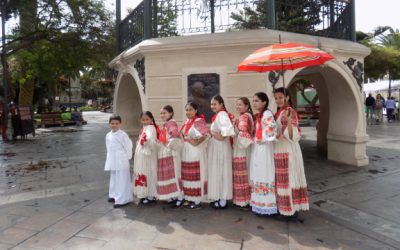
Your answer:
[134,174,147,187]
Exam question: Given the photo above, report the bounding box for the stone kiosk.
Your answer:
[109,0,370,167]
[109,29,369,167]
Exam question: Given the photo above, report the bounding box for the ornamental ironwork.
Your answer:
[117,0,355,53]
[134,58,146,93]
[343,57,364,92]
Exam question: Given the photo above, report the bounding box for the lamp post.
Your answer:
[1,0,9,142]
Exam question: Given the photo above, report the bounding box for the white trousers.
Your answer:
[109,169,133,205]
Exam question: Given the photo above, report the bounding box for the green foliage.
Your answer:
[360,26,400,83]
[364,45,400,81]
[5,0,115,108]
[79,106,98,111]
[156,0,179,37]
[230,0,322,32]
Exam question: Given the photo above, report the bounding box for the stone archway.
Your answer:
[285,62,369,166]
[114,73,143,134]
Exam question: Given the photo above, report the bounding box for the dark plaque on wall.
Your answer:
[188,73,220,123]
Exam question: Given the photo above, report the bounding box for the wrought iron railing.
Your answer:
[117,0,355,53]
[118,1,145,52]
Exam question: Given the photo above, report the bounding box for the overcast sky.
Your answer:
[105,0,400,33]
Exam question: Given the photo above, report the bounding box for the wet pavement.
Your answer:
[0,111,399,250]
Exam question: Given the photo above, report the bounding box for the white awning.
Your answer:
[363,80,400,92]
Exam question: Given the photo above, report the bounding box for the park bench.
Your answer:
[297,105,320,126]
[40,112,64,128]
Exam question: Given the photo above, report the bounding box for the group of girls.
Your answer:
[133,87,309,217]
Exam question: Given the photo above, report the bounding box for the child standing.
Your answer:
[274,88,309,218]
[133,111,159,204]
[181,102,209,209]
[157,105,184,207]
[232,97,254,208]
[105,115,133,208]
[208,95,235,209]
[249,92,278,215]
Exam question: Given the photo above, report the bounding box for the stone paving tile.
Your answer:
[101,229,159,250]
[78,198,113,215]
[355,197,400,224]
[288,211,396,250]
[54,236,107,250]
[76,210,132,241]
[242,235,289,250]
[43,220,88,236]
[0,227,38,246]
[0,215,28,231]
[192,238,241,250]
[63,211,104,225]
[0,242,14,250]
[19,231,71,250]
[14,211,71,231]
[10,246,45,250]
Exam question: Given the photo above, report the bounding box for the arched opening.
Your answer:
[287,63,368,166]
[114,73,143,134]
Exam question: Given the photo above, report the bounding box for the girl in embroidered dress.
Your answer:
[232,97,254,208]
[181,102,209,209]
[133,111,159,204]
[208,95,235,209]
[274,87,309,218]
[157,105,184,207]
[249,92,278,215]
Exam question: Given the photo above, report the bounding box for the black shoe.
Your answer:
[108,198,115,203]
[167,198,177,204]
[210,200,220,209]
[141,198,156,205]
[173,199,184,208]
[187,202,202,209]
[234,204,250,210]
[113,203,129,208]
[211,200,227,209]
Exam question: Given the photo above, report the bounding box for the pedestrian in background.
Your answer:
[365,93,375,125]
[385,97,396,123]
[375,94,384,124]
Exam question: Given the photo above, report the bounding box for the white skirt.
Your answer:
[207,137,233,200]
[249,142,277,215]
[133,146,158,199]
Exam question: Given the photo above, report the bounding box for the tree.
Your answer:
[156,0,179,37]
[4,0,115,108]
[358,26,400,96]
[230,0,322,33]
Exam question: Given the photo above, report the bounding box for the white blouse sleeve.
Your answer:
[282,109,301,143]
[142,125,157,155]
[217,111,235,137]
[262,110,277,142]
[122,132,133,160]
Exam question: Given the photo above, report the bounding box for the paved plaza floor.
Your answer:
[0,111,399,250]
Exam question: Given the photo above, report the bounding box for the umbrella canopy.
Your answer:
[237,43,335,73]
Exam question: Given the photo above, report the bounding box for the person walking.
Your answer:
[385,97,396,123]
[375,94,384,124]
[365,93,375,125]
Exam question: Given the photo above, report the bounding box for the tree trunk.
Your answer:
[18,0,37,107]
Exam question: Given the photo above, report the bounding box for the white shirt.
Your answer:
[104,129,133,171]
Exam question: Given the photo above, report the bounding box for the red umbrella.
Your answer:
[237,43,334,86]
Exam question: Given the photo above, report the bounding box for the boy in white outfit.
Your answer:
[105,115,133,208]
